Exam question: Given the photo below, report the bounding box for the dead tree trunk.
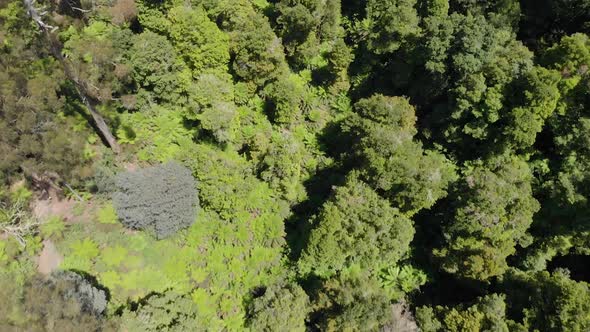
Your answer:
[68,72,122,154]
[23,0,121,154]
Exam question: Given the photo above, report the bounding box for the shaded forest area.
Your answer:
[1,0,590,331]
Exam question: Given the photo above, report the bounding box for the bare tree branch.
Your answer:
[0,200,43,247]
[23,0,56,31]
[69,5,91,13]
[63,182,84,202]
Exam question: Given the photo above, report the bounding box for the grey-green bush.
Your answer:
[113,162,199,239]
[22,271,114,331]
[51,271,108,316]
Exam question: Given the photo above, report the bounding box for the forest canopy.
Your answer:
[1,0,590,331]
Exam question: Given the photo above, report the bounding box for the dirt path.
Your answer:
[37,239,62,275]
[32,197,95,224]
[32,197,95,275]
[32,198,76,221]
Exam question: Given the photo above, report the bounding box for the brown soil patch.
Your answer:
[383,303,418,332]
[32,197,96,224]
[37,240,62,275]
[32,198,76,222]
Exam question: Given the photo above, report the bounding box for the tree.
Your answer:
[108,0,137,26]
[263,74,305,125]
[326,37,353,92]
[121,292,200,332]
[436,14,531,145]
[379,265,427,300]
[416,294,518,332]
[528,34,590,248]
[246,282,310,332]
[127,30,184,106]
[113,162,199,239]
[184,73,239,145]
[541,33,590,211]
[258,130,308,204]
[0,18,89,185]
[365,0,421,54]
[520,0,590,48]
[167,6,230,77]
[223,4,289,87]
[345,95,456,215]
[299,175,414,278]
[501,66,561,150]
[21,0,121,153]
[448,0,521,28]
[50,271,108,316]
[415,12,560,156]
[434,155,540,280]
[61,21,130,103]
[313,267,406,331]
[274,0,318,58]
[273,0,344,68]
[503,269,590,332]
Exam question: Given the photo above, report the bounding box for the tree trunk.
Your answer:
[22,0,121,154]
[73,84,121,154]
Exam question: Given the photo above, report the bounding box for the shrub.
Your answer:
[112,162,199,239]
[70,238,100,260]
[40,216,66,239]
[21,271,113,331]
[93,162,118,194]
[100,245,128,268]
[97,203,118,224]
[10,183,33,203]
[246,282,310,332]
[49,271,108,316]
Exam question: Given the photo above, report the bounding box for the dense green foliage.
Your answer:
[435,155,540,280]
[299,175,414,278]
[246,282,310,331]
[344,95,456,214]
[121,292,199,331]
[416,294,517,332]
[2,0,590,330]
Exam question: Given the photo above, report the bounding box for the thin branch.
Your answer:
[70,6,91,13]
[63,182,84,202]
